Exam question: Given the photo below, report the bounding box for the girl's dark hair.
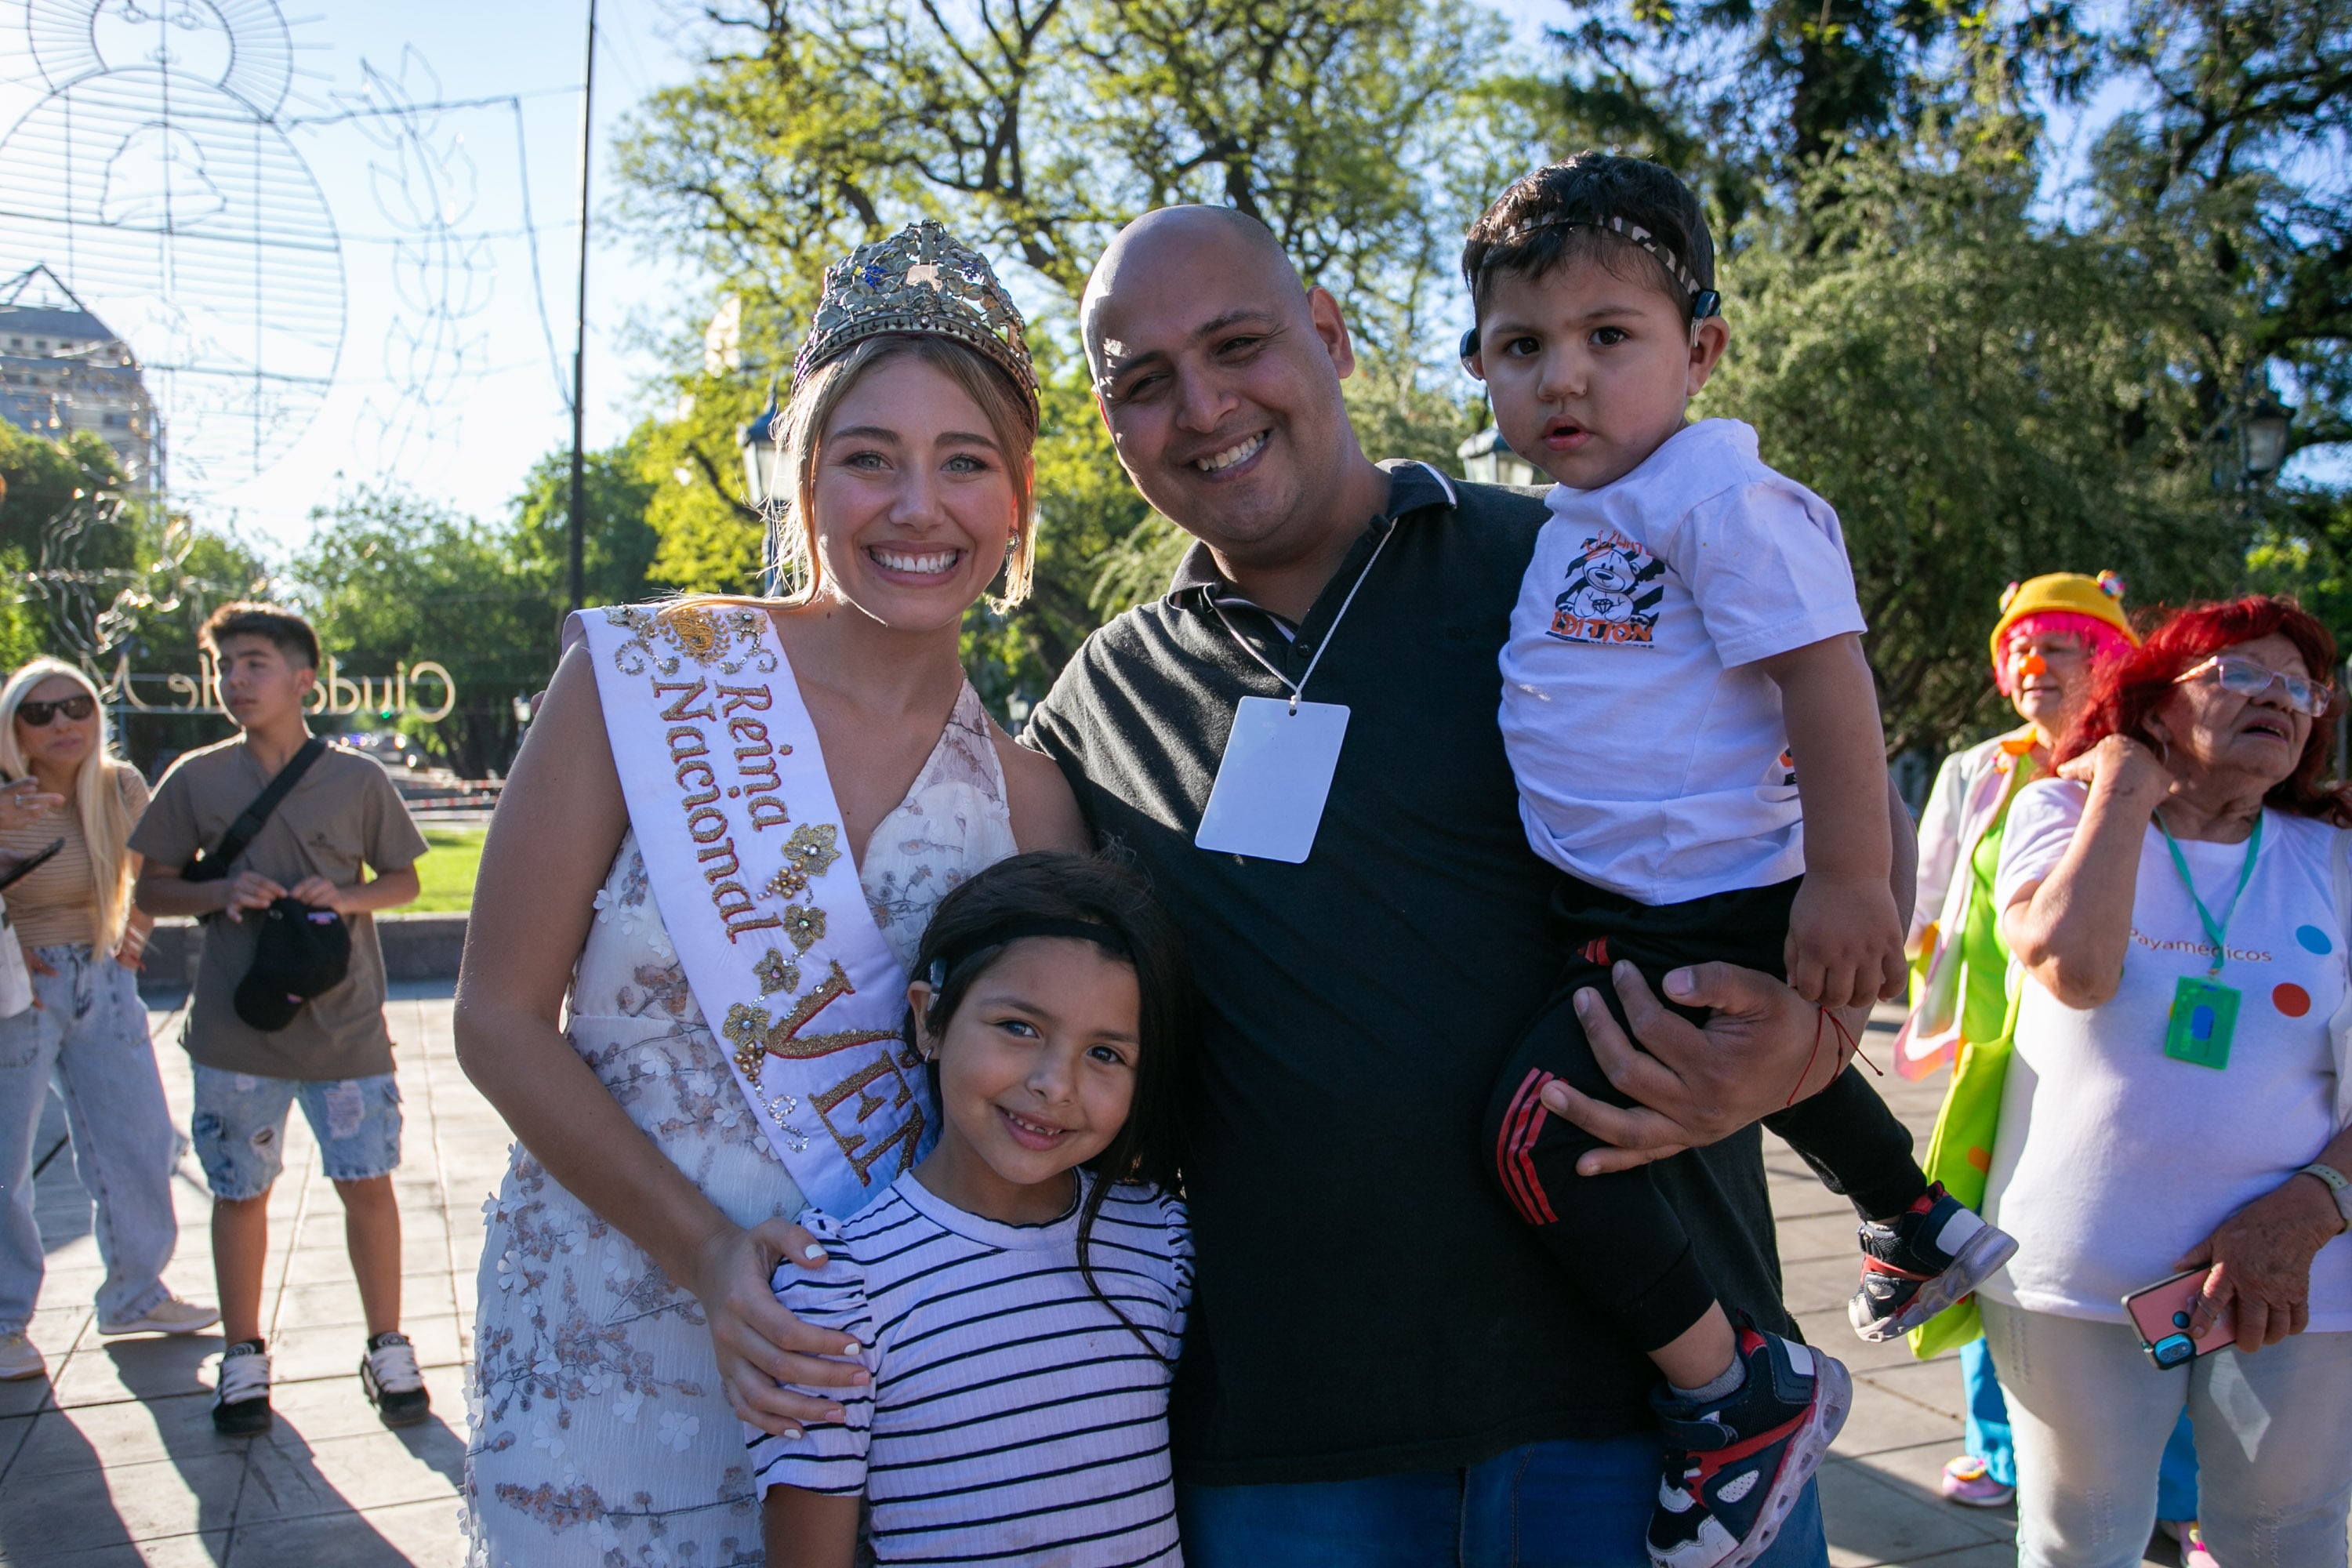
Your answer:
[2056,595,2352,824]
[908,850,1195,1351]
[1461,151,1715,325]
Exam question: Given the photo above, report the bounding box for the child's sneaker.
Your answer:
[1848,1183,2018,1342]
[361,1331,430,1427]
[1939,1454,2016,1508]
[212,1340,272,1435]
[1647,1324,1852,1568]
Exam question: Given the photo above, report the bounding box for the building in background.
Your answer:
[0,263,158,488]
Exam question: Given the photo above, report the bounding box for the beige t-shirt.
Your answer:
[0,765,150,950]
[129,735,428,1081]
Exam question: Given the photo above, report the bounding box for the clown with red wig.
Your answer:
[1907,571,2140,1081]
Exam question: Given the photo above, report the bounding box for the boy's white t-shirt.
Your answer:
[1982,780,2352,1328]
[1497,418,1867,905]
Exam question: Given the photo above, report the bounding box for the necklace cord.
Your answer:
[2157,812,2263,976]
[1211,514,1399,714]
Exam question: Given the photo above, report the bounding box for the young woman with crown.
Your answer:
[456,222,1089,1563]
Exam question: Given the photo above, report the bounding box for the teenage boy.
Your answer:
[132,603,430,1435]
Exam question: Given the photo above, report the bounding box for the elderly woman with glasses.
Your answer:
[0,659,217,1384]
[1985,597,2352,1568]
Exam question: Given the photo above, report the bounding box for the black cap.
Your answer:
[234,898,352,1032]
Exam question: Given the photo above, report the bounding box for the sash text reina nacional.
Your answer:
[93,651,459,721]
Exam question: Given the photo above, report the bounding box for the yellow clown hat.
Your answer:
[1989,571,2138,668]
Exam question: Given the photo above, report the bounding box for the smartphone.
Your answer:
[2122,1269,2235,1368]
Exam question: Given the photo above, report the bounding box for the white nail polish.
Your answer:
[802,1243,827,1261]
[783,1427,805,1441]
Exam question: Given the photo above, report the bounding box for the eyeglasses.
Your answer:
[2173,655,2333,718]
[15,695,94,728]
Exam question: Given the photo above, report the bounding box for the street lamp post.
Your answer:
[738,387,783,594]
[567,0,599,615]
[1457,426,1541,488]
[2240,393,2292,485]
[2210,376,2294,535]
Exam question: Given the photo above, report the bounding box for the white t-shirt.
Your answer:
[1984,779,2352,1328]
[746,1171,1190,1566]
[1497,419,1867,904]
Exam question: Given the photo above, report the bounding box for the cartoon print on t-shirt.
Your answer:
[1548,531,1665,647]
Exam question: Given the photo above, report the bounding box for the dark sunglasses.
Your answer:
[16,695,95,728]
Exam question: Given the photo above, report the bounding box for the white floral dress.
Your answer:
[466,685,1018,1567]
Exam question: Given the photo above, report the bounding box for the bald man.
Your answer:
[1025,207,1890,1566]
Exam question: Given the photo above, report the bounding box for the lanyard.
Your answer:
[1210,519,1396,714]
[2158,813,2263,976]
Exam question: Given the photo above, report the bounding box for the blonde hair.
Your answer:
[0,659,142,949]
[769,334,1039,608]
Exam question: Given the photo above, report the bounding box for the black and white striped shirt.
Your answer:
[748,1172,1191,1566]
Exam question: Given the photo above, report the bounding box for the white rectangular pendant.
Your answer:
[1193,695,1351,864]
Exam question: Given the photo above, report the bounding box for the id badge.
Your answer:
[2164,975,2240,1070]
[1194,696,1350,864]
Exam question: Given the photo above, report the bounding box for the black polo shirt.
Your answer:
[1025,461,1793,1486]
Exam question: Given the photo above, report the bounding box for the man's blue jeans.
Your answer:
[1179,1434,1829,1567]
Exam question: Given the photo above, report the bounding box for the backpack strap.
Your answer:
[183,737,329,884]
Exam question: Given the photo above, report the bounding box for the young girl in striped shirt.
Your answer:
[750,851,1196,1568]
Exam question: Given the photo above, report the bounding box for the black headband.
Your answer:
[927,916,1131,986]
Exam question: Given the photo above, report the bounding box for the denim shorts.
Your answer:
[189,1064,401,1199]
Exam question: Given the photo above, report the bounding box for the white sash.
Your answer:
[577,602,934,1215]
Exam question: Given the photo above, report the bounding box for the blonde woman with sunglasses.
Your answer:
[0,659,217,1383]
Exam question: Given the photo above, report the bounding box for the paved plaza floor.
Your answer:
[0,988,2205,1565]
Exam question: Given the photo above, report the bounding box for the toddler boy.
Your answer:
[1465,155,2016,1568]
[132,603,430,1435]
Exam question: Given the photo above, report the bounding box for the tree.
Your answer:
[611,0,1502,707]
[1702,141,2246,757]
[289,489,549,777]
[288,455,659,777]
[0,426,273,773]
[1535,0,2092,223]
[510,439,663,612]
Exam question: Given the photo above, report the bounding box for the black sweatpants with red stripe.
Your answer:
[1484,875,1926,1354]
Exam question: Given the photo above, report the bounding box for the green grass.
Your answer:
[410,826,486,914]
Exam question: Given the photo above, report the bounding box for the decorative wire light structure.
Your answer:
[0,0,346,497]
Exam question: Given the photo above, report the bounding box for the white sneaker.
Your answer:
[212,1341,272,1435]
[361,1331,430,1427]
[0,1331,44,1381]
[99,1295,222,1337]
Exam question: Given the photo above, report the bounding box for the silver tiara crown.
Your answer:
[793,220,1037,411]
